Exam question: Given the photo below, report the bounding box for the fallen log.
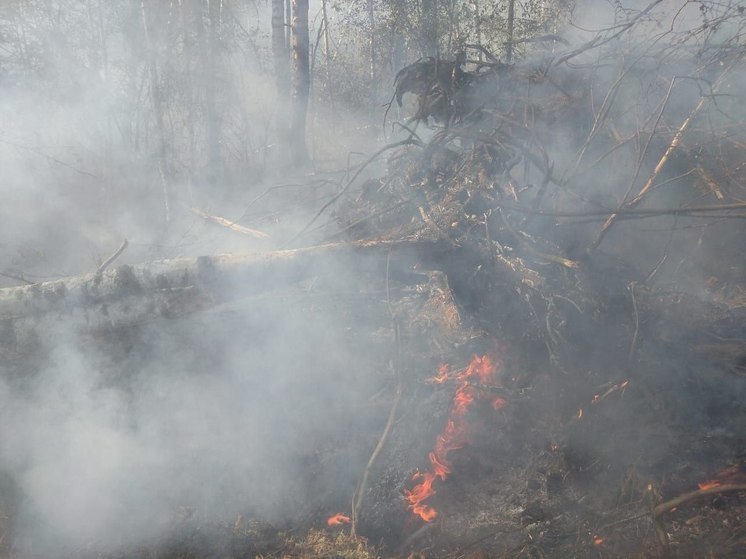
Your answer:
[0,239,448,348]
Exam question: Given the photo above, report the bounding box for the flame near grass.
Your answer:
[405,354,505,521]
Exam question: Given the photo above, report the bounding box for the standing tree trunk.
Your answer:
[321,0,335,110]
[272,0,290,152]
[367,0,376,110]
[205,0,222,184]
[290,0,310,167]
[473,0,482,61]
[181,0,197,188]
[140,0,172,225]
[506,0,515,63]
[285,0,291,51]
[191,0,222,185]
[421,0,438,57]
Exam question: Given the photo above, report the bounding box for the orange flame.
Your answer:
[492,396,507,410]
[405,354,505,521]
[695,466,746,491]
[429,363,450,384]
[326,513,351,527]
[593,536,604,545]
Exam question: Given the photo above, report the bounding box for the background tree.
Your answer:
[289,0,310,167]
[272,0,290,152]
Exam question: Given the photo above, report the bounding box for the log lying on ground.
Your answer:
[1,236,741,372]
[0,239,448,347]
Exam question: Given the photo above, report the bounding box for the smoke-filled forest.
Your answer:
[1,1,745,557]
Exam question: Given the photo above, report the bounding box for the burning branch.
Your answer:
[653,484,746,517]
[327,513,351,527]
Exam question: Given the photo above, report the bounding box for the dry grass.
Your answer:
[278,529,381,559]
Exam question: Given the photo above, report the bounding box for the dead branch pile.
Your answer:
[322,45,746,556]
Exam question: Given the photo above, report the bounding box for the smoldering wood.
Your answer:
[654,484,746,518]
[314,49,746,550]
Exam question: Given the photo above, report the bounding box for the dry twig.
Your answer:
[284,138,423,247]
[191,207,269,239]
[591,66,732,249]
[97,239,129,274]
[351,253,404,536]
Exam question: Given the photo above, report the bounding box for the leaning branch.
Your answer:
[284,138,423,247]
[591,67,731,249]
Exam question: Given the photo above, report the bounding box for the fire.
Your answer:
[429,363,450,384]
[696,465,746,491]
[593,535,605,545]
[405,354,505,521]
[492,396,507,410]
[592,379,630,406]
[326,513,351,527]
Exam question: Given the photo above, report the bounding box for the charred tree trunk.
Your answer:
[289,0,310,167]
